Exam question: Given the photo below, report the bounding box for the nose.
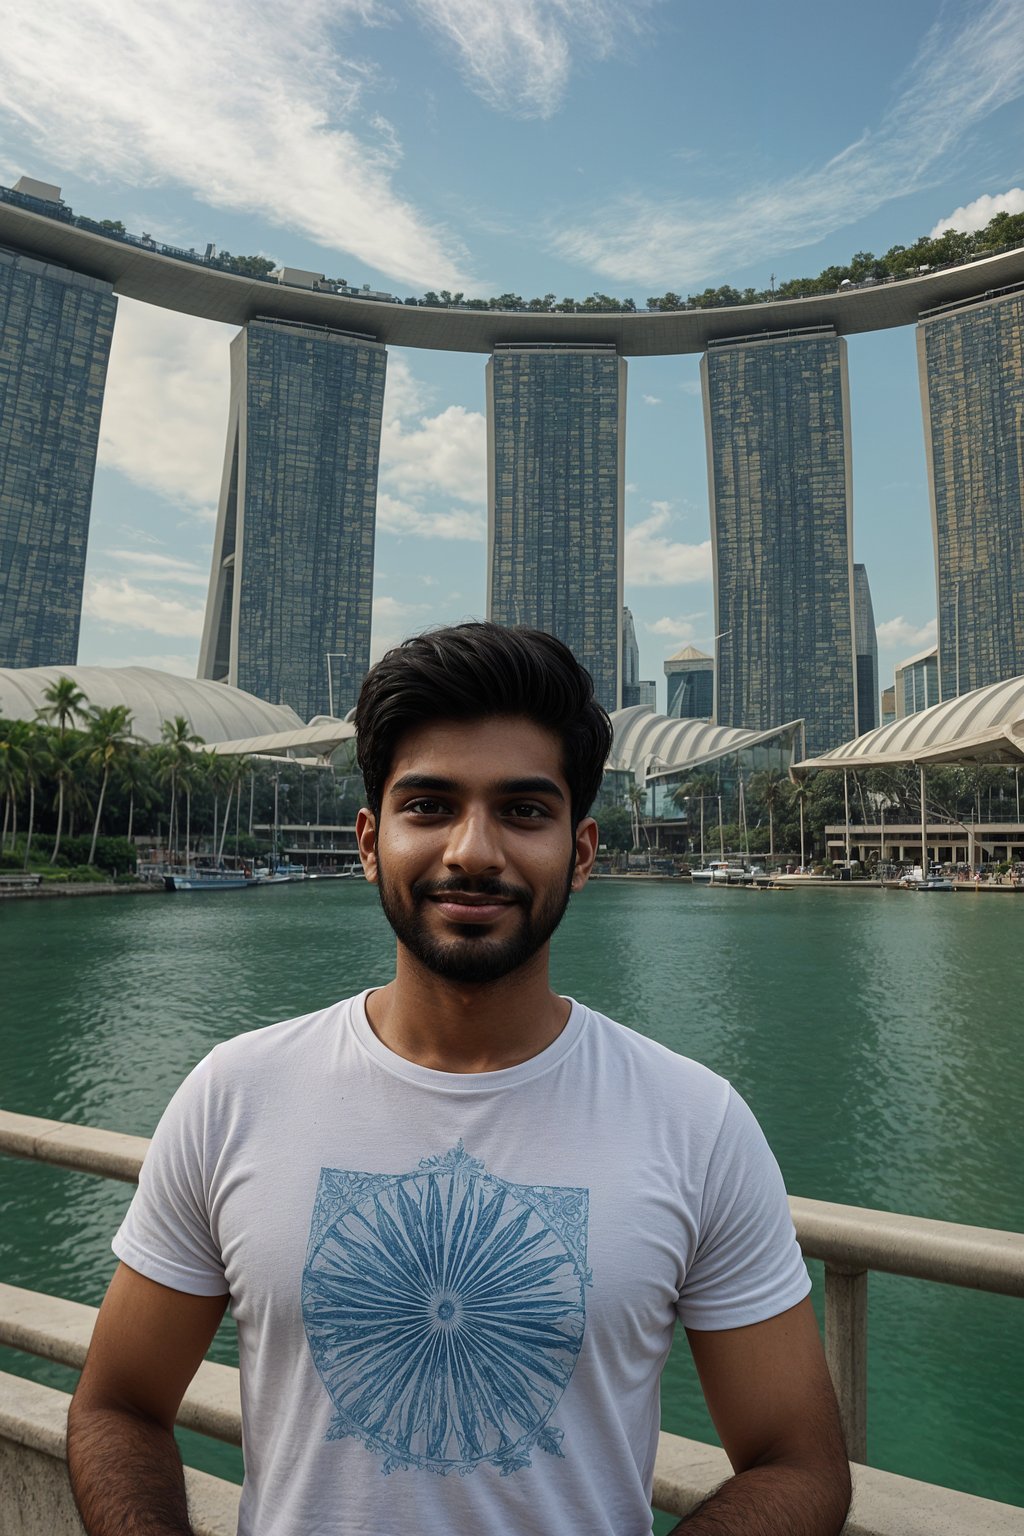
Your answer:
[442,809,506,876]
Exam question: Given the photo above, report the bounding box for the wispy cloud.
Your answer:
[876,616,937,654]
[378,493,485,541]
[625,507,711,587]
[931,186,1024,236]
[370,593,432,662]
[551,0,1024,284]
[409,0,653,119]
[105,550,209,587]
[98,299,228,511]
[83,576,206,638]
[0,0,472,287]
[642,394,662,406]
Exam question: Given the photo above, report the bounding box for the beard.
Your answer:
[375,859,576,985]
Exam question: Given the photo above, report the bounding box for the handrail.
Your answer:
[3,1109,1023,1465]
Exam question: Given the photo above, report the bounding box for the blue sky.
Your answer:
[2,0,1023,710]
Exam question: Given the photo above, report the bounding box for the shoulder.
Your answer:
[572,1002,733,1124]
[182,991,363,1098]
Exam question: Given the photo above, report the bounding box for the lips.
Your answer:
[428,894,517,924]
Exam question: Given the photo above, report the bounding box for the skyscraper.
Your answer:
[199,318,386,721]
[487,343,625,712]
[664,645,714,720]
[853,563,878,734]
[894,646,940,717]
[918,289,1024,698]
[701,327,856,754]
[0,247,116,667]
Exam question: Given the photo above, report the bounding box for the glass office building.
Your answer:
[200,318,386,721]
[487,343,625,712]
[0,248,116,667]
[853,563,878,733]
[665,644,714,720]
[918,287,1024,698]
[702,327,856,755]
[894,646,940,717]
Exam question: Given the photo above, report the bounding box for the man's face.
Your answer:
[357,716,597,985]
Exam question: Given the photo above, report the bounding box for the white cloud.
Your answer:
[83,576,206,638]
[645,614,703,645]
[551,0,1024,284]
[377,492,485,541]
[876,616,937,654]
[0,0,472,288]
[625,508,712,587]
[642,394,662,406]
[376,355,487,541]
[98,299,229,509]
[409,0,652,119]
[930,186,1024,236]
[105,550,209,587]
[370,594,431,662]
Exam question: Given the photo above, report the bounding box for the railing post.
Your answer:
[824,1263,868,1463]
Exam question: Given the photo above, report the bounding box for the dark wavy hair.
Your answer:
[355,623,613,826]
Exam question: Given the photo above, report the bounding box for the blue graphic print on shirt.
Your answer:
[301,1142,590,1476]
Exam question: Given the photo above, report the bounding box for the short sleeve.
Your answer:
[677,1087,810,1330]
[113,1054,230,1296]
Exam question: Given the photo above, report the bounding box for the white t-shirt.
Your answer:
[114,993,810,1536]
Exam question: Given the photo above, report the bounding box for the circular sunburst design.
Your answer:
[302,1144,589,1475]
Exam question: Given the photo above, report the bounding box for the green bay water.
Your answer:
[1,881,1022,1514]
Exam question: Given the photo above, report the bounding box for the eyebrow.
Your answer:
[388,773,565,803]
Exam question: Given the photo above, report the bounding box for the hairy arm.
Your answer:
[67,1262,229,1536]
[668,1298,851,1535]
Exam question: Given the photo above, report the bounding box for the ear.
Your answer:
[356,808,379,883]
[571,817,599,891]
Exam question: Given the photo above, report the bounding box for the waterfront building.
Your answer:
[0,246,116,667]
[665,644,714,720]
[608,705,802,852]
[486,343,625,712]
[853,563,879,734]
[701,327,856,756]
[894,645,940,718]
[621,606,657,708]
[199,318,386,721]
[918,287,1024,698]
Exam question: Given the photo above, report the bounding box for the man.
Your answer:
[68,623,851,1536]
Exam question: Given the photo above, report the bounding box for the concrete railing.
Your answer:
[3,1110,1024,1534]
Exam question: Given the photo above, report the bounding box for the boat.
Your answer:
[916,875,954,891]
[253,860,309,885]
[691,860,748,886]
[163,866,258,892]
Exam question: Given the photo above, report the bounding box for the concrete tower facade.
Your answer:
[199,318,386,721]
[0,247,116,667]
[486,343,626,712]
[701,327,856,755]
[918,288,1024,698]
[853,563,879,734]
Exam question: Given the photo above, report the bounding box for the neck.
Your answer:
[364,945,570,1073]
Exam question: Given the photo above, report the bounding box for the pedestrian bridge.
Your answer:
[2,1111,1023,1535]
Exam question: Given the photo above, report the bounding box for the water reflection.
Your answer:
[2,881,1022,1504]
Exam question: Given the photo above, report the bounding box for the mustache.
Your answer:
[411,876,530,905]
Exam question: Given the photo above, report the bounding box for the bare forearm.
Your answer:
[67,1402,194,1536]
[668,1460,851,1535]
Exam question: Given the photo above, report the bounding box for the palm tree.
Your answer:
[45,731,82,864]
[626,782,648,851]
[159,716,204,858]
[117,745,157,845]
[19,723,45,869]
[0,719,27,852]
[38,675,89,738]
[789,781,810,870]
[749,769,786,861]
[83,705,136,865]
